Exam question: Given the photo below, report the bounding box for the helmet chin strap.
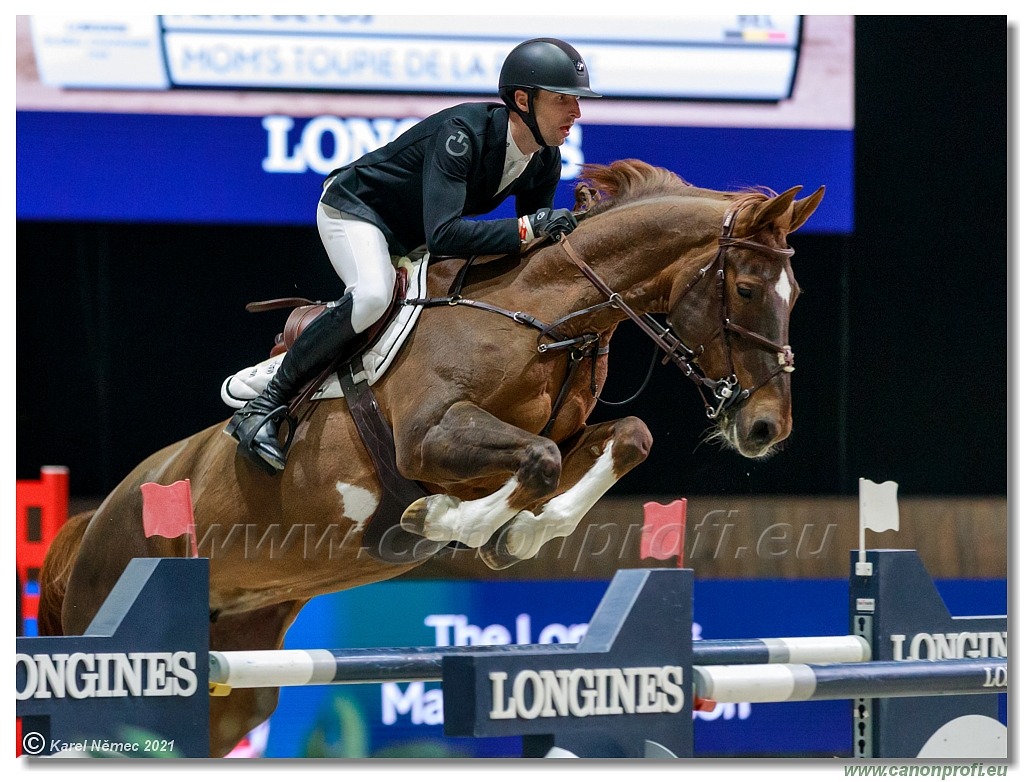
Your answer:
[506,90,548,148]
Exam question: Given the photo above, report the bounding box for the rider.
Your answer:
[227,38,601,474]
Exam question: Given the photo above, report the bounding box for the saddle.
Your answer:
[247,265,410,360]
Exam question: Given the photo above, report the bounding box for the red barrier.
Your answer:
[16,466,69,636]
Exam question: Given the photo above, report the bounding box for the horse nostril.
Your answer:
[749,418,778,447]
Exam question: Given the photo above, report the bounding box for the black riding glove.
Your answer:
[529,208,578,239]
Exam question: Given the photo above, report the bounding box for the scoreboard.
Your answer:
[30,15,802,101]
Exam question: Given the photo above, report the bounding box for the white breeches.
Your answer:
[317,201,396,334]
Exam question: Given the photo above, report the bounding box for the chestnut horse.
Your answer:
[38,160,823,756]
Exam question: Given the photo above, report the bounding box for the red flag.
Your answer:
[641,499,687,566]
[141,480,197,556]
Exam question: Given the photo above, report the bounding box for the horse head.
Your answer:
[664,184,825,458]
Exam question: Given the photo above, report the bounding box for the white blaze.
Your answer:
[774,271,793,305]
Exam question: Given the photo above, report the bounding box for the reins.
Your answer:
[404,201,798,430]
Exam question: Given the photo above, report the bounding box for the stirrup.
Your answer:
[226,405,297,475]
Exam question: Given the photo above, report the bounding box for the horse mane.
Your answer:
[575,160,692,216]
[574,159,779,218]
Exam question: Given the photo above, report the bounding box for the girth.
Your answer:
[336,361,441,565]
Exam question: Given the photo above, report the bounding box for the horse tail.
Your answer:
[36,510,93,636]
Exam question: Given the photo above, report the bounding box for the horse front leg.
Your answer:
[397,401,562,548]
[479,416,652,570]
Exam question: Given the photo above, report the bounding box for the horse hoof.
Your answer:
[401,495,459,541]
[478,538,521,571]
[400,499,429,537]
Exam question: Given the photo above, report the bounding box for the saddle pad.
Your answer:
[220,255,429,409]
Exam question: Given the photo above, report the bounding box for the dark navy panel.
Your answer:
[583,124,852,233]
[16,110,852,232]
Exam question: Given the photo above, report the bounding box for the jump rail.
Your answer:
[210,635,871,690]
[695,658,1007,703]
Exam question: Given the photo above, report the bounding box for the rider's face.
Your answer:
[520,89,582,147]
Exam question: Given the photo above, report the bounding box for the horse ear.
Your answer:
[748,186,802,233]
[788,185,826,233]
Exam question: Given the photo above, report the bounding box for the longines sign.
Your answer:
[487,666,686,720]
[16,651,199,701]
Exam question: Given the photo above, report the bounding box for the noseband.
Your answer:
[557,203,796,420]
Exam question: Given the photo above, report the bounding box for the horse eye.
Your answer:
[737,284,754,300]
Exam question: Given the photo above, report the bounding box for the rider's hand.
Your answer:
[529,208,578,239]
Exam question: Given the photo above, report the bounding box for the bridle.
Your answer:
[555,203,796,420]
[404,201,797,430]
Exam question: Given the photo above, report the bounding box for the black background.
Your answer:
[16,17,1009,499]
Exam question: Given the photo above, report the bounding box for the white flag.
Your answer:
[859,478,900,533]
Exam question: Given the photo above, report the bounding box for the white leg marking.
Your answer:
[334,482,379,530]
[502,442,619,560]
[421,478,521,548]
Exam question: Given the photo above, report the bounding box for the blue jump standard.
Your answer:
[15,559,210,758]
[849,549,1007,759]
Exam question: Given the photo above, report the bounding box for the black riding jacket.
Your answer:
[321,102,562,258]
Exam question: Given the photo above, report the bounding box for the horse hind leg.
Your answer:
[36,510,94,636]
[479,416,652,570]
[398,401,562,548]
[209,600,305,758]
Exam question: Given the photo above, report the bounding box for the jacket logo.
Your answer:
[445,131,470,157]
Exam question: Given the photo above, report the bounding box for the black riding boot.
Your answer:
[226,294,358,475]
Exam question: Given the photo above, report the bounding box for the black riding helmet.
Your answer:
[499,38,601,147]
